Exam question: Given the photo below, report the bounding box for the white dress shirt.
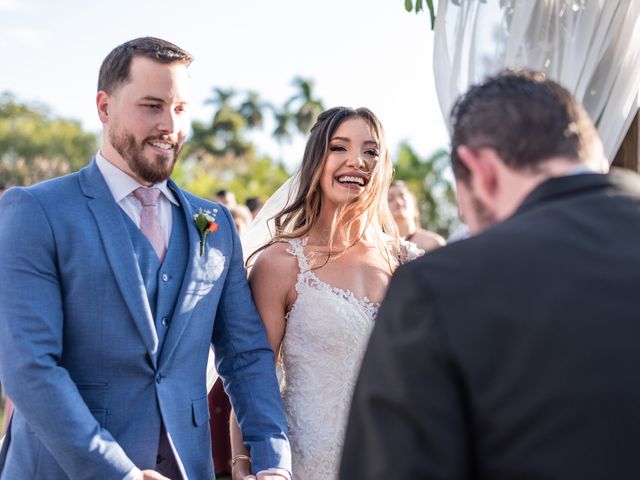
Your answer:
[95,151,178,246]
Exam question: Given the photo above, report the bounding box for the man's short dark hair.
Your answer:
[450,69,599,182]
[98,37,193,94]
[245,197,263,214]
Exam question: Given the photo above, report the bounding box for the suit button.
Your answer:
[161,273,169,282]
[155,374,162,384]
[161,316,170,326]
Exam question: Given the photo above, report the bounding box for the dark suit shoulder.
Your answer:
[395,234,493,290]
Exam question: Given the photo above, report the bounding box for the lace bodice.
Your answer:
[280,237,422,479]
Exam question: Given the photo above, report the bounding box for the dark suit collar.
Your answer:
[515,171,615,217]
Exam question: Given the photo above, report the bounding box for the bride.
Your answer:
[230,107,422,480]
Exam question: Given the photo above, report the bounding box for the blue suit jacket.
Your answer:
[0,160,290,479]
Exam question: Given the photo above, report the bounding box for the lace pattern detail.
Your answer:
[286,237,380,319]
[279,237,420,479]
[399,237,425,263]
[280,238,376,479]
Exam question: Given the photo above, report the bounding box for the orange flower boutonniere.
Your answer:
[194,208,219,256]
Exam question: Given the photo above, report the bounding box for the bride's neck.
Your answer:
[310,210,369,248]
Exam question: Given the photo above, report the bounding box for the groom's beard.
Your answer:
[469,192,498,234]
[110,129,183,184]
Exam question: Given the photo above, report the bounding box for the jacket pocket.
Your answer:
[191,395,210,427]
[77,382,108,411]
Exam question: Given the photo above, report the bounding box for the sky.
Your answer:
[0,0,450,172]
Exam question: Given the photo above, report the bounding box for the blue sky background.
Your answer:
[0,0,449,171]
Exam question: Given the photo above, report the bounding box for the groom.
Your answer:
[0,37,290,479]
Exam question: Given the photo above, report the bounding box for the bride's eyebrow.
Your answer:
[330,136,351,143]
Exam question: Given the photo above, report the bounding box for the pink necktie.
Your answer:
[133,187,166,261]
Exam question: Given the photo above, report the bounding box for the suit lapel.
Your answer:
[158,181,206,368]
[79,161,159,360]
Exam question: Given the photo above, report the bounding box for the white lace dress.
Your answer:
[280,237,422,479]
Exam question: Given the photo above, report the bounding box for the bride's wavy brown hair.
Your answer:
[248,106,400,268]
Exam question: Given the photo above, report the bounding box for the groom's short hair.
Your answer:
[449,69,600,183]
[98,36,193,94]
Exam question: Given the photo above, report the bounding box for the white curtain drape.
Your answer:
[433,0,640,162]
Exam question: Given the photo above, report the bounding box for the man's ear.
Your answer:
[96,91,110,124]
[456,146,500,204]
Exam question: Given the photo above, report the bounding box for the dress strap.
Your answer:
[398,238,425,264]
[282,237,311,273]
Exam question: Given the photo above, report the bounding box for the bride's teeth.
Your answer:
[338,176,365,186]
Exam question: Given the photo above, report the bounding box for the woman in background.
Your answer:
[388,180,446,252]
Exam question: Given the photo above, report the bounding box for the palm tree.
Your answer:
[288,77,324,134]
[239,91,266,130]
[202,87,251,157]
[269,101,295,162]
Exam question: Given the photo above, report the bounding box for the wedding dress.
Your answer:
[279,237,422,479]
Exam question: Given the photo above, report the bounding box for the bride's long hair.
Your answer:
[247,106,400,268]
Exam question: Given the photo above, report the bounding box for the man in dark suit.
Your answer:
[340,70,640,479]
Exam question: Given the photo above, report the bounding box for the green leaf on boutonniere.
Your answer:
[193,208,219,257]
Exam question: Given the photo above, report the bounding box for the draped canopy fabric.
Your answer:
[433,0,640,162]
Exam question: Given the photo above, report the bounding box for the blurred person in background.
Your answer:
[230,204,253,237]
[246,196,264,218]
[215,189,237,207]
[388,180,445,252]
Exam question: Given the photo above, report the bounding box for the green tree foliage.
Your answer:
[0,92,97,187]
[179,78,324,203]
[393,142,459,236]
[239,91,267,129]
[178,87,290,203]
[174,153,289,205]
[404,0,436,29]
[185,88,254,158]
[287,77,325,134]
[271,103,294,146]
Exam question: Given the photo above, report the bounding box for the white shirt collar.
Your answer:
[95,151,179,206]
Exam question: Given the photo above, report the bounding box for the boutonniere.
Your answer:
[194,208,219,257]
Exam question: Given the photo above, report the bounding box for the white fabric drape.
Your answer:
[433,0,640,162]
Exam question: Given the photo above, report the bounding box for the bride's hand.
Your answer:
[231,459,252,480]
[138,469,171,479]
[232,470,254,480]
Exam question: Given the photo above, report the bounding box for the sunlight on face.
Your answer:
[319,117,380,209]
[105,56,192,184]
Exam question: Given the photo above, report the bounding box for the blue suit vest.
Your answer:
[121,203,188,350]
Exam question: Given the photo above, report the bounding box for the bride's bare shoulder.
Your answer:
[249,241,299,282]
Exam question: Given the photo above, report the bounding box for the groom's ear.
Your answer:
[96,91,110,124]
